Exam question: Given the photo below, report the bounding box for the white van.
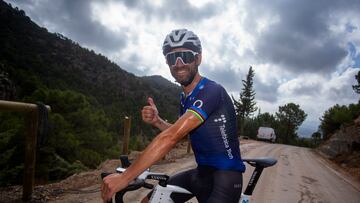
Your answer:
[257,127,276,143]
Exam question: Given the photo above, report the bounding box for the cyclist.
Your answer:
[101,29,245,203]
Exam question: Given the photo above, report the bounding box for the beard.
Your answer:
[172,65,198,87]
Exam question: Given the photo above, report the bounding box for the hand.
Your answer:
[141,97,160,126]
[101,173,128,202]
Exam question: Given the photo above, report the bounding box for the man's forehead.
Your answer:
[170,47,192,52]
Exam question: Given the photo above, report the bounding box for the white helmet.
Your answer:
[162,29,202,56]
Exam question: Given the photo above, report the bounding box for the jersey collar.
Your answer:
[180,77,208,106]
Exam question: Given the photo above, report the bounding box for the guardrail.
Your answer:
[0,100,50,201]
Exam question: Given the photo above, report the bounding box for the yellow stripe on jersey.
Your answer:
[187,109,205,123]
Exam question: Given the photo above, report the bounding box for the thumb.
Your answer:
[148,97,156,107]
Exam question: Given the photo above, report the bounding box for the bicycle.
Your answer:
[102,155,277,203]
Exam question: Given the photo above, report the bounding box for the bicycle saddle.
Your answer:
[243,157,277,168]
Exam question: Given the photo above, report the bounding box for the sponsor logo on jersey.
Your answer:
[215,114,233,159]
[214,114,226,123]
[193,100,203,108]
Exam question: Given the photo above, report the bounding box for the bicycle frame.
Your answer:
[102,156,277,203]
[149,184,192,202]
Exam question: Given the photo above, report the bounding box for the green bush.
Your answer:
[320,101,360,140]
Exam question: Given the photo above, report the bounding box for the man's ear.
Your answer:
[195,54,202,66]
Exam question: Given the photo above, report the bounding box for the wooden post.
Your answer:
[0,100,50,201]
[122,116,131,155]
[0,100,50,112]
[22,110,39,201]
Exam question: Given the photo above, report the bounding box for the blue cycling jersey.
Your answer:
[180,77,245,172]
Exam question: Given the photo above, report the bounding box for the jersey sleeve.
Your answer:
[187,83,221,123]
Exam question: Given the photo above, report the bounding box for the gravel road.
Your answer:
[47,140,360,203]
[242,142,360,203]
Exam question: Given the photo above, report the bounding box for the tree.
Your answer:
[257,112,277,127]
[276,103,307,144]
[319,102,360,140]
[233,66,258,136]
[353,70,360,94]
[311,131,322,147]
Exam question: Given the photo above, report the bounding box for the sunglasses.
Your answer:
[165,51,198,66]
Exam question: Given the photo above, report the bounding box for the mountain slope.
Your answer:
[0,0,180,125]
[317,115,360,181]
[0,0,180,185]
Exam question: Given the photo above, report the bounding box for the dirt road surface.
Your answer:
[242,142,360,203]
[3,140,359,202]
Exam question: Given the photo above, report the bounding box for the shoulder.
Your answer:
[202,78,224,92]
[200,78,227,97]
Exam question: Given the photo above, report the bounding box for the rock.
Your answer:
[355,115,360,126]
[318,123,360,158]
[0,69,16,100]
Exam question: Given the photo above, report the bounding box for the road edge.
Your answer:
[312,150,360,192]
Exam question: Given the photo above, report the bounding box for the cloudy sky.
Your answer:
[7,0,360,136]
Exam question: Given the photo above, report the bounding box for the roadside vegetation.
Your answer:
[233,67,359,148]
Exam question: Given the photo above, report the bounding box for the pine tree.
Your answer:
[353,71,360,94]
[233,66,258,136]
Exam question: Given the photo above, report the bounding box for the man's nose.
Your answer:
[174,57,185,67]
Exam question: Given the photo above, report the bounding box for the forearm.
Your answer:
[121,112,200,185]
[120,130,178,183]
[153,117,172,131]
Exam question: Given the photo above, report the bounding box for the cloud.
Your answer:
[277,67,358,110]
[255,81,279,103]
[202,65,243,92]
[244,0,360,74]
[160,0,220,23]
[276,67,359,136]
[203,63,280,103]
[256,33,347,73]
[324,68,360,101]
[13,0,127,52]
[278,75,323,97]
[116,0,221,23]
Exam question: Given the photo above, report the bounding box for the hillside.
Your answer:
[317,115,360,181]
[0,1,180,117]
[0,0,180,185]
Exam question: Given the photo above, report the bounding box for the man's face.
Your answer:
[166,48,201,87]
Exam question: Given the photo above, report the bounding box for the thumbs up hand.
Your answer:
[141,97,160,126]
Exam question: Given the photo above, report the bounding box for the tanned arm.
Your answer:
[152,117,172,131]
[101,111,202,202]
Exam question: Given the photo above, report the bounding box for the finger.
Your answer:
[142,108,156,116]
[106,191,113,202]
[101,183,107,200]
[142,110,154,117]
[143,113,152,118]
[148,97,156,108]
[102,178,111,200]
[143,109,155,115]
[142,106,155,112]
